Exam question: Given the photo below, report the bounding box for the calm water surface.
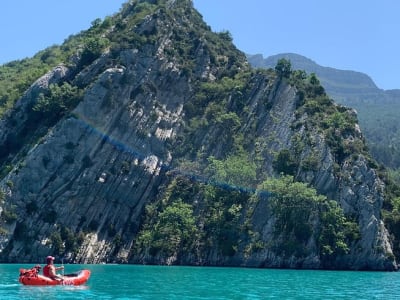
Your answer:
[1,264,399,299]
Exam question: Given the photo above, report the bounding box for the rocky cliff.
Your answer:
[0,0,397,270]
[248,53,400,169]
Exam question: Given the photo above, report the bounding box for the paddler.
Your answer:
[43,256,64,280]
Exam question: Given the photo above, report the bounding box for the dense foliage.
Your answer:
[135,172,359,264]
[356,102,400,169]
[258,176,359,264]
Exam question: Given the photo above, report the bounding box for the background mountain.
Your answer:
[0,0,398,270]
[248,53,400,170]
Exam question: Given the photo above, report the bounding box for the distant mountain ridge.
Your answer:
[248,53,379,98]
[248,53,400,169]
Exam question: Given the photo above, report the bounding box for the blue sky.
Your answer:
[1,0,399,90]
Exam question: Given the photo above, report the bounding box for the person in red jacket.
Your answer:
[43,256,64,280]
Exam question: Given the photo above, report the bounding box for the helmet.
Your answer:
[46,256,55,263]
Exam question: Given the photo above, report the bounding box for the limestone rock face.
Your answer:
[0,0,396,270]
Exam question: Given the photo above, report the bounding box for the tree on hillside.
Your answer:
[275,58,292,78]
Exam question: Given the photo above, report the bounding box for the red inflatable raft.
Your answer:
[19,266,90,286]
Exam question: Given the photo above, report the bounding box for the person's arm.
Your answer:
[48,266,57,277]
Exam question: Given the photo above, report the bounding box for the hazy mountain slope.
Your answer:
[249,53,379,98]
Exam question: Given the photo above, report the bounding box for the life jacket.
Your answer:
[43,265,53,277]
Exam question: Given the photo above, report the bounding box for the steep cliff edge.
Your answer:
[0,0,397,270]
[248,53,400,170]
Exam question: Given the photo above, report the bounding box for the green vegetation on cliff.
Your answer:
[249,53,400,172]
[134,57,362,264]
[135,172,359,265]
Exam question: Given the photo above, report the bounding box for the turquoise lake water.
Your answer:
[1,264,400,299]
